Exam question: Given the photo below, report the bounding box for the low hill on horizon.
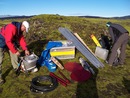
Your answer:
[0,14,130,19]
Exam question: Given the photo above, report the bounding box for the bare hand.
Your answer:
[25,50,30,56]
[15,51,20,56]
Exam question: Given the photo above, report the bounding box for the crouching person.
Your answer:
[106,22,129,67]
[0,21,35,85]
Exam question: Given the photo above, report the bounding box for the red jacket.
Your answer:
[0,22,28,53]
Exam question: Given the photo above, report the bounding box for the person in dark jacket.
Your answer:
[106,22,129,66]
[0,21,30,84]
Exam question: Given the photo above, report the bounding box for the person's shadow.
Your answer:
[74,65,99,98]
[27,39,49,69]
[27,39,49,56]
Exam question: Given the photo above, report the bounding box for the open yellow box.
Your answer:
[50,41,75,59]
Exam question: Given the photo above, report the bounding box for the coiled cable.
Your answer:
[30,75,58,93]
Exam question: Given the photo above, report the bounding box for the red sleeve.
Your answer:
[4,24,18,53]
[19,35,28,50]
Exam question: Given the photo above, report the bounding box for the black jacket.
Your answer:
[108,23,129,44]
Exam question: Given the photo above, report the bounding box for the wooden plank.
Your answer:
[51,56,64,70]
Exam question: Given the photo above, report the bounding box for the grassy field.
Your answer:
[0,15,130,98]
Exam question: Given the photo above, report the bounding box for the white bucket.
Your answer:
[95,46,109,60]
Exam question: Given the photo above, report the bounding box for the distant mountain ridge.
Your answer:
[112,15,130,19]
[0,15,130,19]
[79,15,130,19]
[0,15,34,19]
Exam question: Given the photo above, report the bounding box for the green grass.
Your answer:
[0,15,130,98]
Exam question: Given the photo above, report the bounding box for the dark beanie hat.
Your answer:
[106,22,112,27]
[106,22,112,25]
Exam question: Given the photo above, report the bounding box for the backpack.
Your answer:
[0,34,6,48]
[98,34,112,50]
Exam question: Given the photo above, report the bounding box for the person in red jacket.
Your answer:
[0,21,30,84]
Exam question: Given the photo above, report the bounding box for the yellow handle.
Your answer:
[91,34,101,47]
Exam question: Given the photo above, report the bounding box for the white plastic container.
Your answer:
[23,53,39,71]
[95,46,109,60]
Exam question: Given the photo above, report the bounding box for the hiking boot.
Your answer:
[118,64,124,67]
[0,78,4,85]
[109,64,118,69]
[108,64,112,66]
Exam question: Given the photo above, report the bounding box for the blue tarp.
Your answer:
[38,41,62,72]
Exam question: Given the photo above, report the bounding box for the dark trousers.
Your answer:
[108,33,129,65]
